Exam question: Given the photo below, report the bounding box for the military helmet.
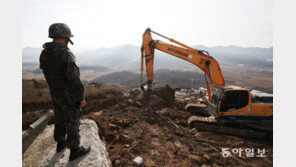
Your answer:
[48,23,74,38]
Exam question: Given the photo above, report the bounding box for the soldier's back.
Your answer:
[40,42,69,90]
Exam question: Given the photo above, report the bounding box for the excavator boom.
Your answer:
[141,28,225,100]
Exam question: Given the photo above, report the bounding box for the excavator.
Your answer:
[140,28,273,140]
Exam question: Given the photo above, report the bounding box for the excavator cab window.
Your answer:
[220,90,249,112]
[211,88,223,106]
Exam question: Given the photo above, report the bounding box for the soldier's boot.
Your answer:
[69,146,91,161]
[56,140,66,153]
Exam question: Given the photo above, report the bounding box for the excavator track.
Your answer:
[188,115,272,140]
[185,103,209,116]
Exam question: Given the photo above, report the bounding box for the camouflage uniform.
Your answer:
[39,41,84,149]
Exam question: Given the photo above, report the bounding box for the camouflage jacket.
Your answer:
[39,42,84,106]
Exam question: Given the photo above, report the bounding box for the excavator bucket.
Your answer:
[140,84,176,110]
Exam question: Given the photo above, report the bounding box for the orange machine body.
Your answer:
[141,28,273,119]
[209,86,273,118]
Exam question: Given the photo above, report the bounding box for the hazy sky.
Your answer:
[23,0,272,51]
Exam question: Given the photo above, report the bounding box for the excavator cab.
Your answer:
[209,86,273,122]
[208,87,251,117]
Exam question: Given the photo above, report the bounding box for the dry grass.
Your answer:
[22,79,124,103]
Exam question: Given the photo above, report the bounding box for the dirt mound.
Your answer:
[83,92,272,167]
[154,84,175,106]
[84,89,126,115]
[23,84,273,166]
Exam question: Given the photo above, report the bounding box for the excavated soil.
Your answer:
[154,84,175,106]
[82,88,273,167]
[23,85,273,166]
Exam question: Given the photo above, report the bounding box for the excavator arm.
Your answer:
[141,28,225,100]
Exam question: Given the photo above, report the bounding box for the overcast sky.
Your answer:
[22,0,272,51]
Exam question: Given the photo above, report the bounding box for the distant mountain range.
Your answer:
[22,44,273,93]
[22,44,273,72]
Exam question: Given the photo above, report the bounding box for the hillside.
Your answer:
[92,70,205,89]
[92,68,273,93]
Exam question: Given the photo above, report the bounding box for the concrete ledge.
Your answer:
[22,119,111,167]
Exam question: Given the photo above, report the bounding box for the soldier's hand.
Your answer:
[80,99,86,108]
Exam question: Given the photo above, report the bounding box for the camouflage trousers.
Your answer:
[53,102,81,149]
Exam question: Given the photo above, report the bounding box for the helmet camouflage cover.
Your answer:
[48,23,74,38]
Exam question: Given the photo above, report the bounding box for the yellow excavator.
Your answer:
[140,28,273,140]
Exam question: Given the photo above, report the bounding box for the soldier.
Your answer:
[39,23,91,161]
